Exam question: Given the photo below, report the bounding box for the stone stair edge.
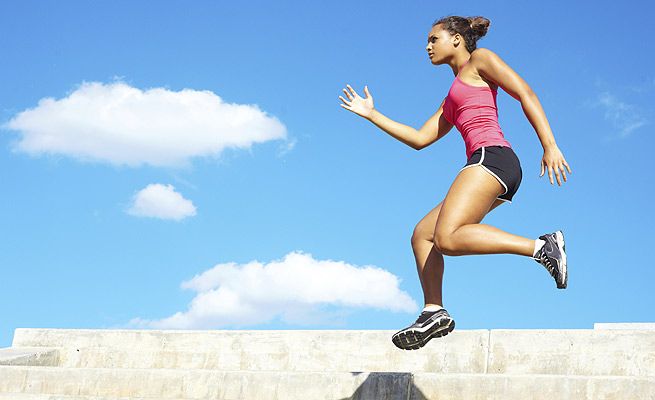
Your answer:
[0,394,189,400]
[13,328,491,333]
[1,365,654,377]
[0,394,203,400]
[0,347,60,367]
[13,327,655,334]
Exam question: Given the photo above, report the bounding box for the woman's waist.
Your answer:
[462,133,511,157]
[459,127,508,142]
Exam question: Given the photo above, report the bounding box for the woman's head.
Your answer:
[426,16,490,64]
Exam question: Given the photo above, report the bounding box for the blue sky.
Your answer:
[1,0,653,347]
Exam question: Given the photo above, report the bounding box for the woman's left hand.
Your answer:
[540,146,572,186]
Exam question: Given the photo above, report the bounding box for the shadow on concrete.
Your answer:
[337,372,427,400]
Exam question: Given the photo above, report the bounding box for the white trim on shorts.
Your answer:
[459,146,511,203]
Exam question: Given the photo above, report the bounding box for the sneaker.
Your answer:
[533,230,567,289]
[391,308,455,350]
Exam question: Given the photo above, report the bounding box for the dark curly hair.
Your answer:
[432,15,491,53]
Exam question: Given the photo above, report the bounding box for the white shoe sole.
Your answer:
[555,230,567,289]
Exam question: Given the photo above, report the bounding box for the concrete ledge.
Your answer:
[0,347,59,367]
[411,373,655,400]
[487,329,655,376]
[13,329,490,374]
[0,395,190,400]
[0,366,411,400]
[10,328,655,376]
[3,327,655,399]
[1,366,653,400]
[595,323,655,330]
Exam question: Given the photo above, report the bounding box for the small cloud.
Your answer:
[3,81,290,167]
[276,137,297,157]
[590,91,649,139]
[126,183,196,221]
[128,250,418,329]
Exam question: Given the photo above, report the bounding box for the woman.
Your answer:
[338,15,572,351]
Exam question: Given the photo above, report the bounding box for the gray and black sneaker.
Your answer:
[392,308,455,350]
[533,230,568,289]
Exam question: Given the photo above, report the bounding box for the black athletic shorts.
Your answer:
[460,145,522,203]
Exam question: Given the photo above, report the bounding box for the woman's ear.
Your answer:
[450,33,460,48]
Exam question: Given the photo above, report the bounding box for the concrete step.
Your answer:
[410,373,655,400]
[487,329,655,376]
[595,323,655,330]
[9,328,655,376]
[0,347,59,367]
[0,395,187,400]
[0,366,653,400]
[12,329,491,374]
[0,366,410,399]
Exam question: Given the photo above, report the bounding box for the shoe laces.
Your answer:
[415,311,432,324]
[536,248,558,279]
[415,309,445,324]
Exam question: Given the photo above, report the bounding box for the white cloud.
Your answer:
[594,91,649,138]
[4,81,288,167]
[129,251,418,329]
[127,183,196,221]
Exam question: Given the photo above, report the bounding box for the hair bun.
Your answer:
[467,16,491,37]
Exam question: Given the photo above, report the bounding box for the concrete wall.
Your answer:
[0,327,653,399]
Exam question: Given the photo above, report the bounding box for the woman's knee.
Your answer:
[411,224,433,247]
[433,229,457,256]
[412,202,444,246]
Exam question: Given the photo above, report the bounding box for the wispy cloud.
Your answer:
[276,137,297,158]
[128,251,418,329]
[623,76,655,94]
[126,183,196,221]
[592,91,649,139]
[4,81,290,167]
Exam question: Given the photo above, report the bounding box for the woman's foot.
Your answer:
[391,308,455,350]
[533,230,568,289]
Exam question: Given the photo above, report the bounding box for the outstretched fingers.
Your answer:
[339,97,353,113]
[553,165,562,185]
[346,84,361,99]
[339,84,359,112]
[540,148,573,186]
[339,90,356,113]
[338,84,374,119]
[543,161,571,186]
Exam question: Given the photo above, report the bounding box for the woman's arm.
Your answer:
[473,48,572,185]
[367,108,423,150]
[339,85,453,150]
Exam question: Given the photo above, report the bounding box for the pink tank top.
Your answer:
[442,60,511,159]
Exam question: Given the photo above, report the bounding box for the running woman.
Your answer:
[338,15,572,350]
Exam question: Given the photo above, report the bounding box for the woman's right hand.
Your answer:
[339,84,375,120]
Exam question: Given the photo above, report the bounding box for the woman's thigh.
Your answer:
[413,187,504,244]
[435,165,506,239]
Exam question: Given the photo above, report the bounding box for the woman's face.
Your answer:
[425,25,456,65]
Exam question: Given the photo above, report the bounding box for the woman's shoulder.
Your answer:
[462,48,501,90]
[470,47,500,63]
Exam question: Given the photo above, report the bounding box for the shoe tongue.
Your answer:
[418,310,437,320]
